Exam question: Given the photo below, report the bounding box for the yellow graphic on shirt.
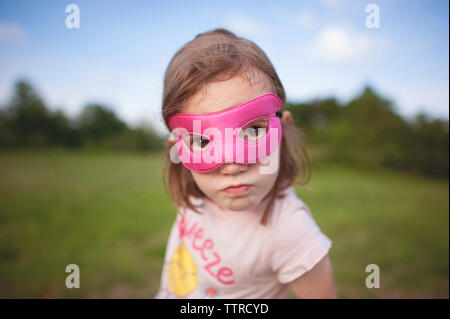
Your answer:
[168,244,198,297]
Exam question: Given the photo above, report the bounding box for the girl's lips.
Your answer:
[223,184,252,196]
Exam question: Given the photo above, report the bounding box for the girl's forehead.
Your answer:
[181,75,267,115]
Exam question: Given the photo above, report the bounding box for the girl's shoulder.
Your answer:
[284,186,312,214]
[266,187,332,285]
[266,186,314,228]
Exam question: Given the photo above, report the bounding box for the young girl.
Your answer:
[155,28,336,299]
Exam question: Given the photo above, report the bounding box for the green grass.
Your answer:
[0,150,448,298]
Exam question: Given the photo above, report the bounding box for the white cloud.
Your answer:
[0,22,24,43]
[310,24,374,62]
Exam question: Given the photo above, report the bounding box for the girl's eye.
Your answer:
[245,126,265,137]
[240,117,269,142]
[183,134,210,152]
[193,136,209,148]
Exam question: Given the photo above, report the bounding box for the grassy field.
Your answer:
[0,150,448,298]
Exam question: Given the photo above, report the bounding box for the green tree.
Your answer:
[77,104,127,145]
[6,80,52,146]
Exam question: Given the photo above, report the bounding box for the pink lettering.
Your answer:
[176,216,235,285]
[192,228,204,250]
[204,252,221,278]
[178,217,197,239]
[200,239,214,261]
[217,267,235,285]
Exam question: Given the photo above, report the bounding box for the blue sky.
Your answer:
[0,0,448,133]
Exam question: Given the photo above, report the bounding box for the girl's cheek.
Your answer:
[192,173,217,194]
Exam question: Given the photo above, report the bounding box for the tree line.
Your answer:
[0,80,165,152]
[287,86,449,178]
[0,80,448,178]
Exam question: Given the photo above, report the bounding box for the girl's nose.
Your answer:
[219,162,248,175]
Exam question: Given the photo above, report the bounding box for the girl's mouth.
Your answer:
[223,184,252,196]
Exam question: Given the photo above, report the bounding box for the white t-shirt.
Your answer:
[155,186,332,299]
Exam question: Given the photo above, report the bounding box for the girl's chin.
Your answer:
[219,196,258,212]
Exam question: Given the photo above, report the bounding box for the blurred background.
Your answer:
[0,0,448,298]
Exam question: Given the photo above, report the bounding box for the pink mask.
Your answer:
[168,93,283,172]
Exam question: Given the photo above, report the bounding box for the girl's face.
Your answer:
[181,74,280,212]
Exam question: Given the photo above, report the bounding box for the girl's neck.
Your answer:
[204,194,271,217]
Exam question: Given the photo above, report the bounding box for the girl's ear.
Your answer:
[281,110,292,124]
[167,136,177,145]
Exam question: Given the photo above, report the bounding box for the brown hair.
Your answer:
[161,28,310,225]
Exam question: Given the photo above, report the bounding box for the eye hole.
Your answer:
[239,117,269,142]
[183,134,210,152]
